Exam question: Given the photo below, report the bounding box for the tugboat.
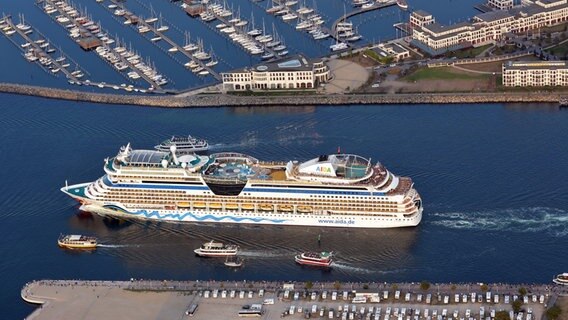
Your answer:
[194,240,239,257]
[154,135,209,153]
[57,234,98,249]
[553,273,568,285]
[224,256,244,268]
[295,251,333,267]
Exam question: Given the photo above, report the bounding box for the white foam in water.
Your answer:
[238,250,291,258]
[96,244,139,248]
[331,262,402,275]
[429,207,568,237]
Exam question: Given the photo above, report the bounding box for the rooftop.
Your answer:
[503,60,568,70]
[224,55,323,74]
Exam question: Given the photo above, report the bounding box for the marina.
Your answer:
[193,1,281,59]
[0,15,81,82]
[38,0,165,90]
[21,279,565,319]
[102,0,221,81]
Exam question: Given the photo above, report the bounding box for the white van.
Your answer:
[332,291,338,301]
[353,297,367,304]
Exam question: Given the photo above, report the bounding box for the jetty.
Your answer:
[332,0,397,33]
[105,0,221,81]
[21,279,565,320]
[39,0,164,90]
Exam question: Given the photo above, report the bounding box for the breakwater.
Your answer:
[0,83,565,108]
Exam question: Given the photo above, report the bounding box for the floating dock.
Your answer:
[1,15,81,82]
[39,0,164,90]
[106,0,220,81]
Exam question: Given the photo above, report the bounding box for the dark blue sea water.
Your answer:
[1,94,567,318]
[0,0,479,90]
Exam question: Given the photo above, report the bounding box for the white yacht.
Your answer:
[194,241,239,257]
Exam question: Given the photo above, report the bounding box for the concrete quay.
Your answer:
[1,83,567,108]
[21,279,567,320]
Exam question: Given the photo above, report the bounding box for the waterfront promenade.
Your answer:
[1,83,567,108]
[21,279,567,319]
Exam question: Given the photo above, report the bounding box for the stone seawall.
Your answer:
[0,83,563,108]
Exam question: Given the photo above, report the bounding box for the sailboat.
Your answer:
[145,5,158,23]
[156,15,169,32]
[16,14,31,31]
[183,32,199,52]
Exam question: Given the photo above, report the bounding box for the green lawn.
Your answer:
[451,44,493,59]
[403,67,489,82]
[546,40,568,57]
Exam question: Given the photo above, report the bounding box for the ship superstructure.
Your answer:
[62,144,423,228]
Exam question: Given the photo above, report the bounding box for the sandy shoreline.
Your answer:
[1,83,565,108]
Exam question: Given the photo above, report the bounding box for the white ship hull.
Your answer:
[76,201,422,228]
[62,148,423,229]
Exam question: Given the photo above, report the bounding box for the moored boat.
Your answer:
[194,240,239,257]
[295,251,333,267]
[58,234,97,249]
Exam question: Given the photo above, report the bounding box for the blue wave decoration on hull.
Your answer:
[129,209,289,224]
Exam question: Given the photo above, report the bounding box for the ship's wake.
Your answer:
[96,244,140,248]
[238,250,291,258]
[428,207,568,237]
[331,262,403,275]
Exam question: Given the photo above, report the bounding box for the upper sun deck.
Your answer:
[287,154,374,183]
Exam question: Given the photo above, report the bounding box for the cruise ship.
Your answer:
[61,144,423,228]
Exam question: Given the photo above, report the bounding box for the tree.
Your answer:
[363,284,369,290]
[518,287,527,297]
[420,281,431,291]
[391,284,399,291]
[495,311,511,320]
[334,281,341,290]
[512,299,523,313]
[305,281,313,290]
[546,305,562,320]
[480,284,489,293]
[451,285,457,291]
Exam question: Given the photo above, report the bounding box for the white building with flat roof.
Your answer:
[502,60,568,86]
[411,0,568,55]
[221,55,330,91]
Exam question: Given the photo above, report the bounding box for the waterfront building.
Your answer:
[487,0,514,10]
[410,0,568,55]
[502,60,568,86]
[220,55,330,91]
[374,43,411,62]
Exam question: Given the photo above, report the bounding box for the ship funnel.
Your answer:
[170,145,179,165]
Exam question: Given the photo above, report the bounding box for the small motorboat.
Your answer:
[295,251,333,267]
[553,273,568,285]
[224,256,244,268]
[57,234,97,249]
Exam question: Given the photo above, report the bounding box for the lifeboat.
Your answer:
[259,204,273,211]
[177,201,191,208]
[241,203,254,210]
[297,206,312,213]
[225,203,239,210]
[278,204,293,212]
[209,203,222,209]
[193,202,206,208]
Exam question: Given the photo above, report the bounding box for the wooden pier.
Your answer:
[107,0,220,81]
[39,0,163,90]
[1,15,80,82]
